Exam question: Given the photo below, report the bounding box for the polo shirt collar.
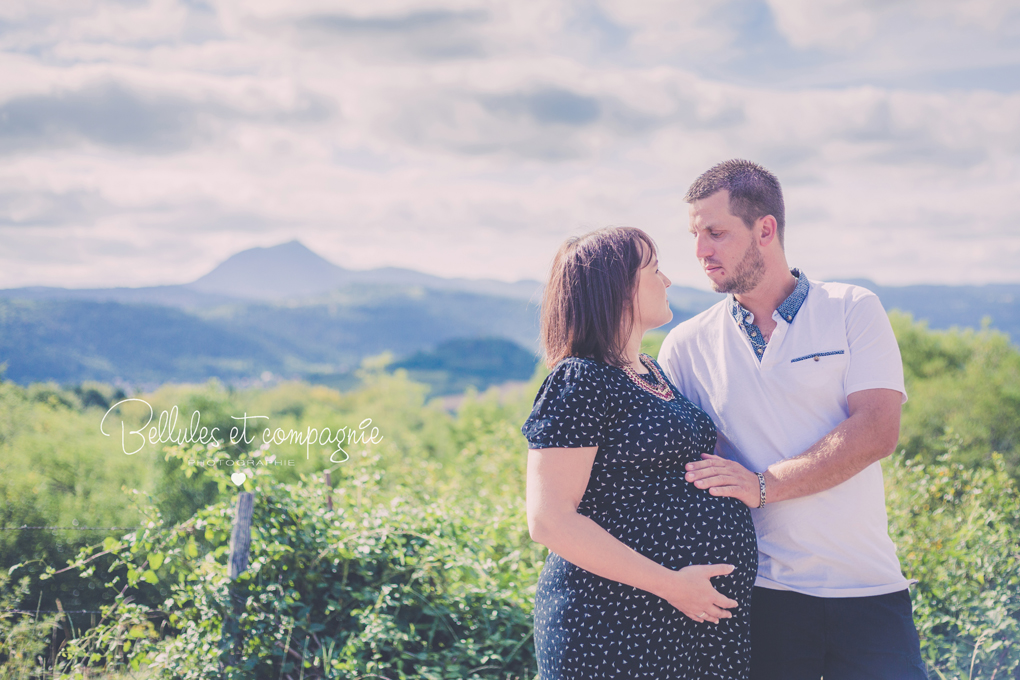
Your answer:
[777,268,809,322]
[728,268,809,326]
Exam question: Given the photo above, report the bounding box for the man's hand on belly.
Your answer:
[685,453,760,509]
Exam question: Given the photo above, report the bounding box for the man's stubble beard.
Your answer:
[711,238,766,295]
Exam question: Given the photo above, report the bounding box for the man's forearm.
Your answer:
[765,389,902,503]
[765,413,890,502]
[685,389,902,507]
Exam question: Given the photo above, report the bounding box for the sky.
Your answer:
[1,0,1019,291]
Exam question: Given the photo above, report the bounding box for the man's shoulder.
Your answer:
[661,298,729,352]
[806,278,882,308]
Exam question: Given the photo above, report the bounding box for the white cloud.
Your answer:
[919,0,1020,35]
[594,0,736,58]
[765,0,881,51]
[764,0,1020,79]
[0,0,1017,291]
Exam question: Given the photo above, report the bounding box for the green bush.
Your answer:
[47,441,543,680]
[893,313,1020,479]
[6,321,1020,679]
[886,447,1020,679]
[0,379,158,632]
[0,573,60,679]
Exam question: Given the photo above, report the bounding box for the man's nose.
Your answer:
[694,233,712,260]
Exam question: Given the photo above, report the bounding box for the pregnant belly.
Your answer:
[586,481,757,574]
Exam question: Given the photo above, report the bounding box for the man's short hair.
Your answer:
[684,159,786,248]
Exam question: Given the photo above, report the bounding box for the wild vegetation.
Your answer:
[1,314,1018,678]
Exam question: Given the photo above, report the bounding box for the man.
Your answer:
[658,159,927,679]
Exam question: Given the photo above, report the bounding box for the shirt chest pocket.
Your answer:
[782,350,848,390]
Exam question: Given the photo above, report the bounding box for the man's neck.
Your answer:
[733,267,798,326]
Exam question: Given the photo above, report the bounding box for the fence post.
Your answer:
[220,491,253,672]
[228,492,254,580]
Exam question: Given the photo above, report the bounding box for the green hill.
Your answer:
[390,337,539,395]
[0,288,541,389]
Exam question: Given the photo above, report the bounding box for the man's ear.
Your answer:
[757,215,778,247]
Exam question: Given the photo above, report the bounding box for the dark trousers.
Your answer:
[750,586,928,680]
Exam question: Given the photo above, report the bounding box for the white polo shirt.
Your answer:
[659,275,911,597]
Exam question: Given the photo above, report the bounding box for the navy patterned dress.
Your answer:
[522,356,757,679]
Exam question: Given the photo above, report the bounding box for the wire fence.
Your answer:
[3,473,337,627]
[2,526,149,532]
[6,610,105,615]
[2,484,266,623]
[2,524,143,615]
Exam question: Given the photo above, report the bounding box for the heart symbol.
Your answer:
[266,454,276,464]
[230,472,246,486]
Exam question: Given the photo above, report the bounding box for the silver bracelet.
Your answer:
[756,472,767,508]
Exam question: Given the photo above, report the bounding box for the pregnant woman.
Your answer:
[522,227,757,679]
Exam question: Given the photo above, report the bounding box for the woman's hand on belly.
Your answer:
[528,446,739,625]
[656,563,739,625]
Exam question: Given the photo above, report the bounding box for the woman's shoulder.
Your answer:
[547,356,616,382]
[524,357,615,447]
[535,356,617,396]
[553,355,611,370]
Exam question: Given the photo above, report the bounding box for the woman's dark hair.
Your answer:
[540,227,657,369]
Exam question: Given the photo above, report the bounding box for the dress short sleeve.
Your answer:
[521,358,609,449]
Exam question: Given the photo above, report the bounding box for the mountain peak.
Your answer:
[186,240,351,300]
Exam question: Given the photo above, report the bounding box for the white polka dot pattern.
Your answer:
[522,357,757,679]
